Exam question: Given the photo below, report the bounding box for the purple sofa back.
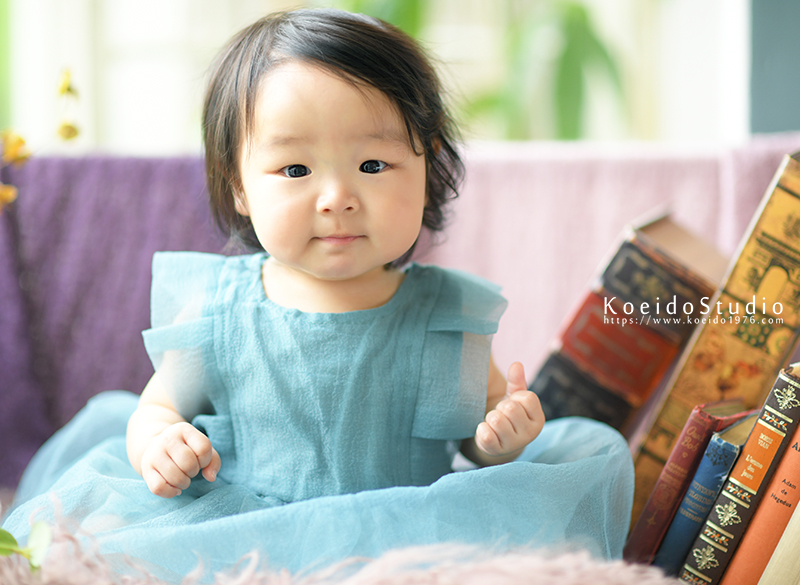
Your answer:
[0,157,226,488]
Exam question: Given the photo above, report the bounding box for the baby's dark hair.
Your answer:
[203,8,464,263]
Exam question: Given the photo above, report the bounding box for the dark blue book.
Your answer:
[652,412,758,576]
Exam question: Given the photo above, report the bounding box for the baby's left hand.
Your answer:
[475,362,545,457]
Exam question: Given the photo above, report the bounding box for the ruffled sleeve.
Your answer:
[141,251,227,420]
[412,267,508,440]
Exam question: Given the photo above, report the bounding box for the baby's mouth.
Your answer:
[317,234,363,245]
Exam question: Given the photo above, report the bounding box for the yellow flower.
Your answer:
[57,122,79,141]
[0,182,18,213]
[57,69,78,97]
[1,130,32,166]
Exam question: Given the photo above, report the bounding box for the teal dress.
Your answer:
[3,252,634,582]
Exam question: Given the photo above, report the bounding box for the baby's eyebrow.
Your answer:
[251,127,409,153]
[366,128,409,145]
[263,135,305,147]
[249,135,305,157]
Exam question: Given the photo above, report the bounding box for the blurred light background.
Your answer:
[0,0,797,155]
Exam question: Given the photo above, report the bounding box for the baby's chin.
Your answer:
[266,257,392,283]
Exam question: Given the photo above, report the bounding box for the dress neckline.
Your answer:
[247,253,421,321]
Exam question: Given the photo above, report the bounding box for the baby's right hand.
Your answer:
[139,422,220,498]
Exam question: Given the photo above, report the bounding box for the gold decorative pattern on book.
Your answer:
[692,545,720,571]
[714,501,742,528]
[775,385,800,410]
[723,481,752,506]
[680,567,711,584]
[726,186,800,329]
[763,409,790,433]
[700,524,730,552]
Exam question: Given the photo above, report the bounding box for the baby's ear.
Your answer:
[233,191,250,217]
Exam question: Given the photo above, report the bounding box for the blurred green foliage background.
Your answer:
[333,0,623,140]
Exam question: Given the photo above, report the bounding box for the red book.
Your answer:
[558,290,680,405]
[623,400,750,564]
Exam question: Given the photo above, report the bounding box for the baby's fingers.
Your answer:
[507,388,544,422]
[475,421,502,455]
[478,409,517,455]
[163,428,204,479]
[505,361,528,395]
[201,448,221,482]
[173,424,221,484]
[142,452,188,498]
[181,426,212,467]
[506,391,545,442]
[179,425,219,482]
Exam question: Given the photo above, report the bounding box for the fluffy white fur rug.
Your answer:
[0,521,679,585]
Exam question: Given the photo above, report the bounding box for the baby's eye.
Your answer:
[281,164,311,178]
[359,160,388,174]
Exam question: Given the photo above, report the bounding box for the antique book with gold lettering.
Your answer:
[631,153,800,526]
[677,365,800,584]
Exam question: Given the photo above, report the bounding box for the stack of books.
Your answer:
[621,152,800,584]
[529,214,728,432]
[626,366,800,585]
[625,399,755,567]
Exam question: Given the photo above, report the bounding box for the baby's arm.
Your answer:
[126,373,220,498]
[461,359,545,466]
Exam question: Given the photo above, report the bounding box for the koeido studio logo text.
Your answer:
[602,295,785,327]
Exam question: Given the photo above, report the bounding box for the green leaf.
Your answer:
[335,0,425,38]
[0,528,22,557]
[554,42,584,140]
[384,0,425,38]
[578,16,622,96]
[552,1,625,139]
[462,91,505,118]
[26,522,52,569]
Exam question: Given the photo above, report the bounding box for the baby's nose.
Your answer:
[316,179,359,214]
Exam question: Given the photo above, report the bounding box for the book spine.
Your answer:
[631,154,800,526]
[559,290,680,405]
[528,352,632,431]
[719,427,800,585]
[601,239,713,346]
[678,369,800,584]
[624,406,723,563]
[653,432,743,576]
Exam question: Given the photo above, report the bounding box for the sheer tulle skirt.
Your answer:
[2,391,633,582]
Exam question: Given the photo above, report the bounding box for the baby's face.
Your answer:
[237,60,427,283]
